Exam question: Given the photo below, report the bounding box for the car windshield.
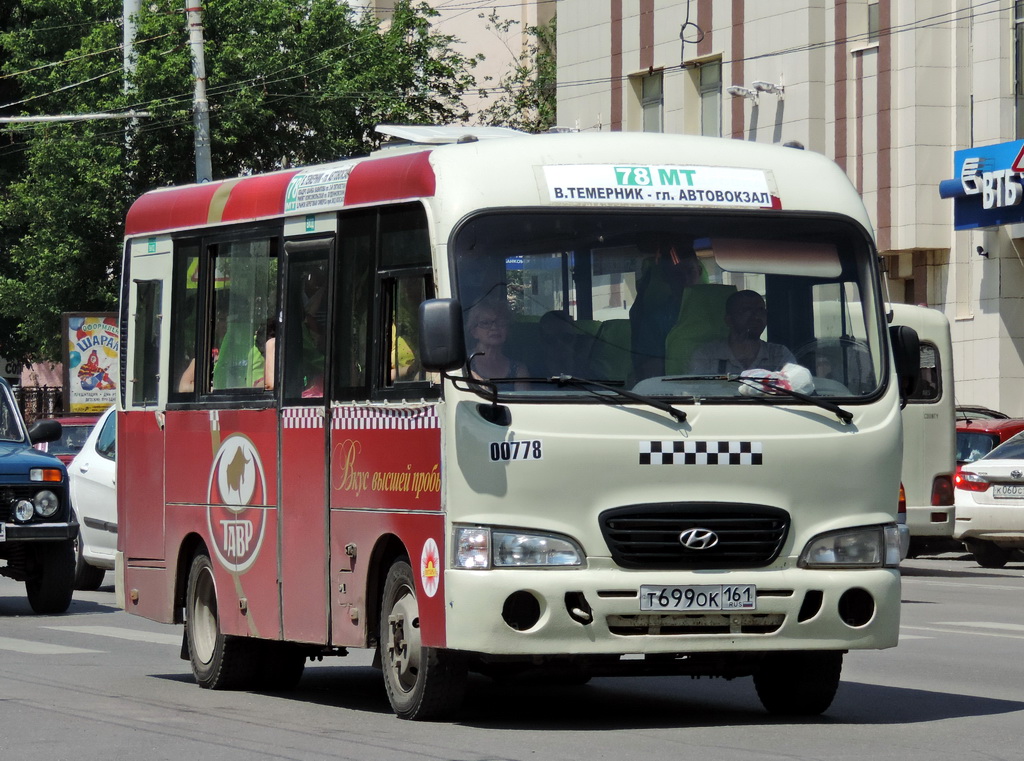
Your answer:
[957,431,999,464]
[0,390,24,442]
[985,432,1024,461]
[47,424,95,455]
[452,210,885,402]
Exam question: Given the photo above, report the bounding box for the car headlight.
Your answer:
[13,499,34,522]
[33,490,60,518]
[799,524,901,569]
[453,526,584,569]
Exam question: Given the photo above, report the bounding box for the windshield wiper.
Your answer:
[732,376,853,425]
[536,374,687,423]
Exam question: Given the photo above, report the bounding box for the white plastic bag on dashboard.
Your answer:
[737,362,815,396]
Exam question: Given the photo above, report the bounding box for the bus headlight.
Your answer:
[799,524,901,569]
[454,526,584,569]
[33,490,60,518]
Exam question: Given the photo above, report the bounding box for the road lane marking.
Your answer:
[0,636,100,654]
[897,634,932,640]
[934,621,1024,632]
[45,625,181,646]
[902,578,1024,591]
[902,624,1024,640]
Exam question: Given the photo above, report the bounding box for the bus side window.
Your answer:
[170,243,200,399]
[383,275,431,387]
[282,244,330,401]
[209,239,278,392]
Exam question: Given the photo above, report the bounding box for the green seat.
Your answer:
[588,319,632,382]
[664,284,737,375]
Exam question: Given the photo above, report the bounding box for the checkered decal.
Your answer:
[332,404,440,430]
[640,440,763,465]
[282,407,324,429]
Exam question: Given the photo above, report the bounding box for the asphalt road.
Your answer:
[0,552,1022,761]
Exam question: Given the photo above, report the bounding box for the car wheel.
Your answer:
[379,559,467,720]
[754,651,843,716]
[185,551,260,690]
[25,539,75,614]
[966,539,1011,569]
[73,518,106,591]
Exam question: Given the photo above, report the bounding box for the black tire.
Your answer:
[379,559,467,721]
[73,518,106,591]
[185,552,260,690]
[754,651,843,716]
[25,539,76,614]
[966,540,1011,569]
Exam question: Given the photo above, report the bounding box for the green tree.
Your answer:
[0,0,478,360]
[477,13,556,134]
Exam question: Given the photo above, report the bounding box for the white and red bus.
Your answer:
[117,126,918,720]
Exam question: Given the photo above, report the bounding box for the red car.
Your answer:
[32,414,101,465]
[956,417,1024,476]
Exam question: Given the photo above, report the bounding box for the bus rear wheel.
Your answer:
[754,651,843,716]
[379,559,467,720]
[185,551,259,690]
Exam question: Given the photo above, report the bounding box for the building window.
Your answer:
[699,60,722,137]
[867,2,880,42]
[1016,1,1024,137]
[641,71,663,133]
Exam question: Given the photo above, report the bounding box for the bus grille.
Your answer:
[599,503,790,569]
[607,613,785,636]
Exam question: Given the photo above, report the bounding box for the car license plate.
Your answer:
[639,584,756,612]
[0,522,6,542]
[992,484,1024,499]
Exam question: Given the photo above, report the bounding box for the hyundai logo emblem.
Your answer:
[679,527,719,550]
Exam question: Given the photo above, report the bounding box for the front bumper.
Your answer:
[443,558,901,656]
[3,521,78,542]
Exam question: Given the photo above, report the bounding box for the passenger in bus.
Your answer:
[466,298,531,388]
[688,290,796,375]
[177,320,276,392]
[629,240,703,379]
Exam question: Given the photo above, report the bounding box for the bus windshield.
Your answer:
[452,210,884,402]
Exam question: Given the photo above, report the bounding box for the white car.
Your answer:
[953,430,1024,568]
[68,407,116,590]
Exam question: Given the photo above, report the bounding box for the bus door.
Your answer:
[120,238,170,617]
[278,234,333,643]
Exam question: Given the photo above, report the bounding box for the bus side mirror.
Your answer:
[889,325,921,398]
[419,298,467,372]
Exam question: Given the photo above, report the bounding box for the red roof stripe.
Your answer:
[344,151,435,206]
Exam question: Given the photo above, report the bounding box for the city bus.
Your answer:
[889,303,956,555]
[117,126,918,720]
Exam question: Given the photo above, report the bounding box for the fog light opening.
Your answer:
[838,587,875,627]
[797,589,824,623]
[501,591,542,631]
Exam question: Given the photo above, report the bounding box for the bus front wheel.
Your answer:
[185,551,259,690]
[379,559,467,720]
[754,651,843,716]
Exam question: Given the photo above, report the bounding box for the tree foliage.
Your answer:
[477,13,556,134]
[0,0,478,360]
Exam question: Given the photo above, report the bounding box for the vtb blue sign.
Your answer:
[939,140,1024,230]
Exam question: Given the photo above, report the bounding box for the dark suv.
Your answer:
[0,378,77,613]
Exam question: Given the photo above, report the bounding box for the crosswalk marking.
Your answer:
[0,635,100,654]
[45,625,181,646]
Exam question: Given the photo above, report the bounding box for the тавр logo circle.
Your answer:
[207,434,267,574]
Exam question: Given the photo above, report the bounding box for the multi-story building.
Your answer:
[557,1,1024,415]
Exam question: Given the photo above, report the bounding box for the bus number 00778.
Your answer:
[489,440,543,461]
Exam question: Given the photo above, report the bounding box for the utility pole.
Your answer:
[186,2,213,183]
